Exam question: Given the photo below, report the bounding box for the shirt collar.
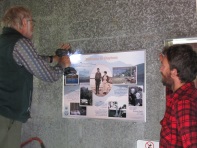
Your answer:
[2,27,21,36]
[169,82,195,100]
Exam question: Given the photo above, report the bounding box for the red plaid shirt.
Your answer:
[160,82,197,148]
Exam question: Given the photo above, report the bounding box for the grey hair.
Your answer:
[1,6,32,29]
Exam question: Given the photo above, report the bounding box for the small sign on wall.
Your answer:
[137,140,159,148]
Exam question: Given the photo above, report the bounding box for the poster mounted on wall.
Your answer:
[62,50,146,122]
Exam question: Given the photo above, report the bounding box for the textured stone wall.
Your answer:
[1,0,197,148]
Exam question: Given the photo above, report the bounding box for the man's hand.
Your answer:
[55,43,71,68]
[58,56,71,68]
[60,43,71,50]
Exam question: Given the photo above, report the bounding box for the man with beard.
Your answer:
[159,44,197,148]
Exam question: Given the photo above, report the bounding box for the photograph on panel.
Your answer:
[70,103,87,116]
[108,101,126,118]
[112,66,137,84]
[64,73,79,85]
[90,65,112,97]
[128,86,143,106]
[80,84,93,106]
[78,68,90,84]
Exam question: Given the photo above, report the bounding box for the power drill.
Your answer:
[55,48,73,57]
[55,48,77,75]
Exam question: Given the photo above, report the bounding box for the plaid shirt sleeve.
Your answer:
[13,38,64,82]
[175,85,197,147]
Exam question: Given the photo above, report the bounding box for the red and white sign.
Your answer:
[137,140,159,148]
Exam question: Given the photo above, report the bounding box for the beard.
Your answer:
[161,72,173,87]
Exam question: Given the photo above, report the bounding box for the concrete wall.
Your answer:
[0,0,197,148]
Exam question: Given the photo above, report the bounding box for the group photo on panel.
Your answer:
[94,67,112,96]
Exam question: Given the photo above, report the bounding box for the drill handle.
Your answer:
[55,48,71,57]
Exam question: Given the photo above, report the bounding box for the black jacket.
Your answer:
[0,27,33,123]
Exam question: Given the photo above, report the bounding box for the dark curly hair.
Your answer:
[162,44,197,83]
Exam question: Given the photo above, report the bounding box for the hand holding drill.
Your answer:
[55,43,76,75]
[54,43,71,69]
[55,44,73,57]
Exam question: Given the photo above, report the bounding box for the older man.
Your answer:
[0,6,71,148]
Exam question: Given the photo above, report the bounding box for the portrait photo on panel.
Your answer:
[70,103,87,116]
[108,101,126,118]
[90,65,112,97]
[128,86,143,106]
[80,84,93,106]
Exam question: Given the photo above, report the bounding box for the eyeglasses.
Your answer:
[27,19,36,27]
